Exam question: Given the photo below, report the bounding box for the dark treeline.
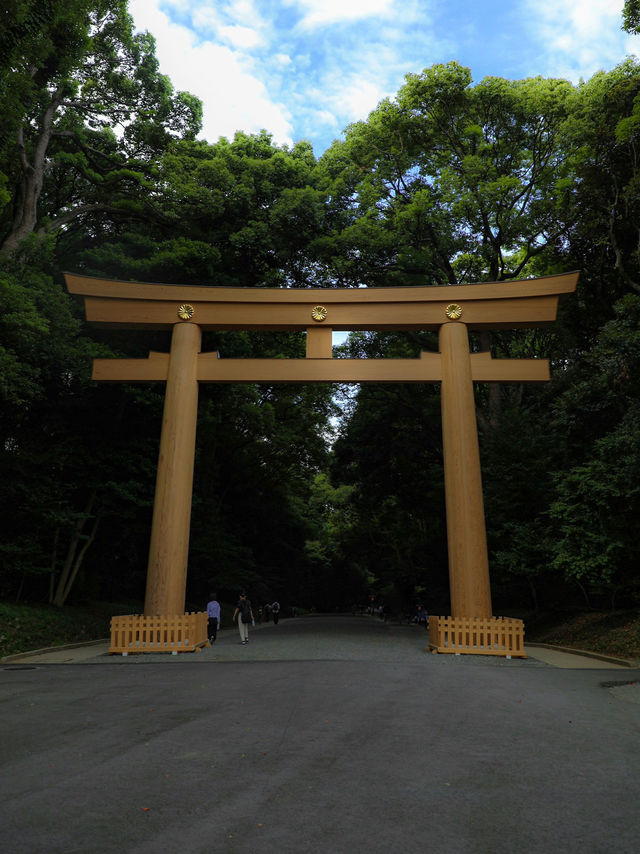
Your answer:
[1,2,639,616]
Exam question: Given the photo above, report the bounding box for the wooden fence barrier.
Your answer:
[109,612,209,654]
[428,616,526,658]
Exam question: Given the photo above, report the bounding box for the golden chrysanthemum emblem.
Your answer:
[311,305,328,322]
[445,303,463,320]
[177,303,194,320]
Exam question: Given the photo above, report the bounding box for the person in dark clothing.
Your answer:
[233,593,254,644]
[271,600,281,625]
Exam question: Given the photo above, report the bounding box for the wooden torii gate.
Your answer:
[66,271,578,656]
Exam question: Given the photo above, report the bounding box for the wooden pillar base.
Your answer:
[428,615,526,658]
[109,612,208,654]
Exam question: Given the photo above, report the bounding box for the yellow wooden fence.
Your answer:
[109,612,208,654]
[428,615,526,658]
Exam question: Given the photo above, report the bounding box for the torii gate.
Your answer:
[66,271,577,656]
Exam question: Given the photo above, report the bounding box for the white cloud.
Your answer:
[223,0,264,21]
[523,0,640,80]
[201,49,293,144]
[129,0,293,145]
[625,33,640,56]
[219,24,265,49]
[190,6,223,33]
[127,0,640,157]
[323,73,387,124]
[312,109,340,128]
[286,0,395,29]
[191,0,268,38]
[273,53,292,68]
[129,0,424,150]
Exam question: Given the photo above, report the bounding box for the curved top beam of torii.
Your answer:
[65,271,578,385]
[65,271,578,331]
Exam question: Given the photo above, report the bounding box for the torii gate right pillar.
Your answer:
[440,320,492,619]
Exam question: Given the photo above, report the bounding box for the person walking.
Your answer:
[271,599,281,625]
[206,591,221,644]
[416,604,428,629]
[233,593,254,644]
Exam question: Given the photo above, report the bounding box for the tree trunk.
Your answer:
[0,90,62,255]
[15,573,26,603]
[575,578,592,610]
[527,576,539,613]
[52,491,101,607]
[610,585,621,613]
[48,527,60,605]
[57,509,103,607]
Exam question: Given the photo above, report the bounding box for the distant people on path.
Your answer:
[416,604,428,629]
[263,603,271,622]
[233,593,254,644]
[271,599,281,624]
[206,591,221,644]
[408,603,429,628]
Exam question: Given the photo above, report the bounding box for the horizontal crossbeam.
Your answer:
[91,351,550,383]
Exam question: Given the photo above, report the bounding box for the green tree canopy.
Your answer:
[317,63,574,288]
[0,0,201,255]
[623,0,640,34]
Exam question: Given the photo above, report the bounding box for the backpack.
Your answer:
[240,601,251,622]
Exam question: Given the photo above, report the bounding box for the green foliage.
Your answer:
[321,59,640,612]
[481,402,560,608]
[318,63,574,287]
[187,376,336,607]
[329,369,448,609]
[303,473,369,609]
[75,133,329,288]
[0,0,202,253]
[622,0,640,34]
[0,243,167,602]
[548,296,640,605]
[557,59,640,328]
[1,7,337,608]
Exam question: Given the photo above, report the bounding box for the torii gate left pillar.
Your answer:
[440,320,492,618]
[145,321,201,615]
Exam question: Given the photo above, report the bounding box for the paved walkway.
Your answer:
[2,616,639,853]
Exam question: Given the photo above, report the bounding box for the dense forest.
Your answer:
[1,1,640,621]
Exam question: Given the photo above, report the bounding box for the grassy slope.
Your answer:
[524,608,640,661]
[0,601,132,658]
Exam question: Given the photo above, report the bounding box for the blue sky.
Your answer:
[129,0,640,155]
